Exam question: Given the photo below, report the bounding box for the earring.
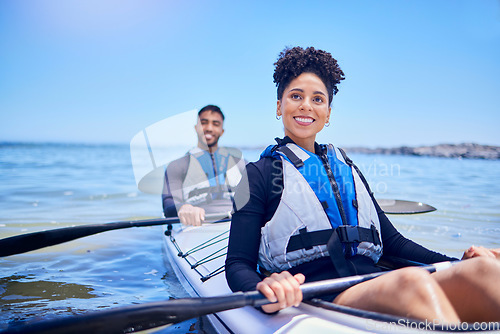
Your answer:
[325,121,330,127]
[276,115,281,120]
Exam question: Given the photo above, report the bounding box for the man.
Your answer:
[162,105,245,225]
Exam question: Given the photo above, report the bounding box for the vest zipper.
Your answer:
[209,152,220,186]
[319,153,348,226]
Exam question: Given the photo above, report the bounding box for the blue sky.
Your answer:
[1,0,499,148]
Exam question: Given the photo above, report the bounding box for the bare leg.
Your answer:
[433,257,500,322]
[334,267,460,323]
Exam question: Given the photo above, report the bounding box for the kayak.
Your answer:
[162,221,499,334]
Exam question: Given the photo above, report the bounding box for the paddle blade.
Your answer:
[0,224,117,257]
[376,199,436,214]
[6,293,249,334]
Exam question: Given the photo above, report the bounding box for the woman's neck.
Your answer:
[289,137,315,153]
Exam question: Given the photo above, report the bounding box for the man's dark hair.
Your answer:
[198,105,225,121]
[273,46,345,105]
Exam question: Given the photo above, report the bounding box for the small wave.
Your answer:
[144,269,159,276]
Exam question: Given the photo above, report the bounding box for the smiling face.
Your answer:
[277,72,331,152]
[195,110,224,152]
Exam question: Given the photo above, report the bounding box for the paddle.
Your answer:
[0,199,433,257]
[376,199,436,214]
[0,213,230,257]
[6,260,455,334]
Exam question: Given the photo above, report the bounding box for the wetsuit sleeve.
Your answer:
[162,156,189,218]
[226,162,270,293]
[376,202,459,263]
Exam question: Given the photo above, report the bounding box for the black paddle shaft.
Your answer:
[5,293,251,334]
[2,275,386,334]
[0,219,165,257]
[5,261,453,334]
[0,214,230,257]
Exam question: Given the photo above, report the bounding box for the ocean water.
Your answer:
[1,143,499,332]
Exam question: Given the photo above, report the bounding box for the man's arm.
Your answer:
[162,156,189,217]
[162,155,207,226]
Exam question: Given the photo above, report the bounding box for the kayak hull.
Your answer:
[162,222,499,333]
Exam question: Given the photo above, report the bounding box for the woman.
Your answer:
[225,46,500,322]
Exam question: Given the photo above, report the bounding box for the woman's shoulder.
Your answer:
[247,154,281,175]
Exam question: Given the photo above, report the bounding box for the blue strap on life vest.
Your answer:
[326,145,359,227]
[274,144,357,229]
[189,149,231,200]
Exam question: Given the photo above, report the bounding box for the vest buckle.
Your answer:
[337,225,360,243]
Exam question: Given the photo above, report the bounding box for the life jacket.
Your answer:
[181,147,244,213]
[258,143,383,274]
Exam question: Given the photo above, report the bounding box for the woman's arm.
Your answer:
[225,209,265,292]
[225,158,307,314]
[225,162,271,292]
[377,201,499,263]
[376,202,459,263]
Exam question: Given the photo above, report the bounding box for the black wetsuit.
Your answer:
[225,137,457,293]
[162,154,191,217]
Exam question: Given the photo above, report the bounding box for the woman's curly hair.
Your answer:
[273,46,345,104]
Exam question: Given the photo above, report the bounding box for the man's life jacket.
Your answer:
[258,143,383,274]
[181,147,244,214]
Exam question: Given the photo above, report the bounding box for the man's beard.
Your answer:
[207,137,219,147]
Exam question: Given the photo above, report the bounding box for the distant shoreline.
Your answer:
[343,143,500,160]
[2,141,499,160]
[238,143,500,160]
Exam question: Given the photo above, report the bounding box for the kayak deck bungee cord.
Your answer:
[166,225,229,282]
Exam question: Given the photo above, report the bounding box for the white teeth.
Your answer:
[294,117,314,123]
